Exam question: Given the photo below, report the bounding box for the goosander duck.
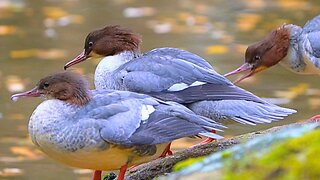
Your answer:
[225,14,320,83]
[11,71,224,180]
[64,25,296,126]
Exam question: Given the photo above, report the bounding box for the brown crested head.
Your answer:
[224,25,290,83]
[64,25,142,69]
[11,71,91,106]
[84,25,142,57]
[245,25,290,69]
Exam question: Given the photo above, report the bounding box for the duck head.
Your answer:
[64,25,142,69]
[225,25,290,83]
[11,71,91,105]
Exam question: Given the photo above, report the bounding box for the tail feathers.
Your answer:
[189,100,296,125]
[227,102,296,125]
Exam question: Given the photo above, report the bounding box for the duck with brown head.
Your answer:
[64,25,296,152]
[11,71,225,180]
[225,14,320,83]
[225,14,320,120]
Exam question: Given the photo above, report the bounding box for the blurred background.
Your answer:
[1,0,320,179]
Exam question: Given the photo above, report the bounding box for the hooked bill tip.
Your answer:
[11,95,19,102]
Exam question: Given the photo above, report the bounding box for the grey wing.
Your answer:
[146,48,214,70]
[303,15,320,33]
[98,98,224,146]
[148,83,266,104]
[116,50,232,93]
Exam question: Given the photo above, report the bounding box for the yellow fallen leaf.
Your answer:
[205,45,228,55]
[73,169,93,174]
[0,156,24,163]
[308,98,320,110]
[0,25,17,35]
[10,49,36,59]
[244,0,266,9]
[194,15,208,24]
[69,15,85,24]
[35,49,67,60]
[0,168,23,177]
[234,44,248,54]
[7,113,25,120]
[236,13,261,32]
[288,83,309,95]
[43,7,67,19]
[10,146,43,160]
[274,83,309,99]
[277,0,308,9]
[6,75,25,92]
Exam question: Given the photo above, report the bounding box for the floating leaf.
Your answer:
[43,7,67,19]
[10,146,43,160]
[73,169,92,174]
[274,83,309,100]
[152,23,172,34]
[308,98,320,110]
[306,88,320,96]
[123,7,156,18]
[10,49,36,59]
[35,49,67,60]
[0,156,24,163]
[0,25,17,35]
[0,168,23,177]
[7,113,25,120]
[205,45,228,55]
[6,75,25,93]
[236,13,261,32]
[244,0,266,9]
[234,44,248,54]
[277,0,309,9]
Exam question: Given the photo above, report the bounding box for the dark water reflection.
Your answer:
[1,0,320,179]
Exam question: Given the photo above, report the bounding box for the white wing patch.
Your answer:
[167,81,206,92]
[141,105,156,121]
[190,81,206,87]
[167,83,188,91]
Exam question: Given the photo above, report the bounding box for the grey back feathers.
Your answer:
[94,47,296,125]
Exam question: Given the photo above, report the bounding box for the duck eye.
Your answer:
[88,42,93,47]
[254,55,261,60]
[43,82,49,88]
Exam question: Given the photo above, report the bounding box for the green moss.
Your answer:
[221,150,233,159]
[224,129,320,180]
[173,157,205,172]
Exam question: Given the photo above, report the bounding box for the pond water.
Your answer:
[1,0,319,179]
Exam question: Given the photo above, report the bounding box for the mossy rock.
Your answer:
[164,123,320,180]
[224,129,320,179]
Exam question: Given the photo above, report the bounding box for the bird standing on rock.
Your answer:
[11,71,225,180]
[64,25,296,146]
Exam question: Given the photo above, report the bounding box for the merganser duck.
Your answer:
[64,25,296,125]
[225,14,320,83]
[11,71,224,180]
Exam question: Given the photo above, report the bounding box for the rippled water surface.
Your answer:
[1,0,320,179]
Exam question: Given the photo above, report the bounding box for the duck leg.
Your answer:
[190,130,217,148]
[117,164,128,180]
[92,170,102,180]
[308,114,320,121]
[159,143,173,157]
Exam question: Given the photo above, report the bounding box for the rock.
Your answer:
[163,122,320,180]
